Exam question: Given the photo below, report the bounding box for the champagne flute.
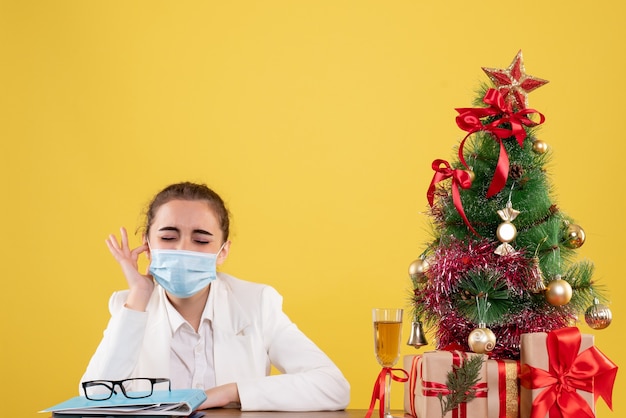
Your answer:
[372,308,403,418]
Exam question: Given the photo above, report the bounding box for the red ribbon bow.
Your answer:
[519,327,618,418]
[427,159,476,235]
[365,367,409,418]
[455,88,545,198]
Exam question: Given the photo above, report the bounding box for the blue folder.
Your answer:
[40,389,207,416]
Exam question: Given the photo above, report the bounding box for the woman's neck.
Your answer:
[167,285,210,332]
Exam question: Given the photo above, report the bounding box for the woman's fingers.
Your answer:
[105,235,121,258]
[105,228,145,263]
[119,227,129,251]
[130,243,148,262]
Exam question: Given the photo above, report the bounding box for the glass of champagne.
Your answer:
[372,308,403,418]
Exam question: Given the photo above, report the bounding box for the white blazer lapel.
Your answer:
[137,288,172,380]
[211,277,265,384]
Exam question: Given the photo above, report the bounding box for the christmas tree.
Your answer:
[408,51,613,360]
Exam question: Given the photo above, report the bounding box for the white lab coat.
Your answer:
[80,272,350,411]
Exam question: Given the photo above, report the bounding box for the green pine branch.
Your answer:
[438,355,485,418]
[453,270,512,324]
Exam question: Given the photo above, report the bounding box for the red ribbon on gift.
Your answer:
[455,88,545,198]
[414,351,487,418]
[408,356,421,418]
[494,359,520,418]
[365,367,409,418]
[519,327,618,418]
[427,159,477,235]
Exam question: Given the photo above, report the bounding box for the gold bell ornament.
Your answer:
[406,320,429,348]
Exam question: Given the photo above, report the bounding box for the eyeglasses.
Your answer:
[82,378,171,401]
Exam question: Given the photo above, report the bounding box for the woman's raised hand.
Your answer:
[105,227,154,311]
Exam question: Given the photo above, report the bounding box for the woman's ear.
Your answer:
[217,240,231,266]
[143,234,151,260]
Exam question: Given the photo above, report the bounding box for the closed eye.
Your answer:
[157,227,180,241]
[192,229,213,244]
[193,235,211,244]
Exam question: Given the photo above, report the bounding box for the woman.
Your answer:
[80,182,350,411]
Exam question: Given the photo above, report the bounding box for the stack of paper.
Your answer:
[40,389,207,417]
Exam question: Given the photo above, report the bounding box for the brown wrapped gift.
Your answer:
[403,355,422,416]
[519,329,594,418]
[403,351,488,418]
[486,358,520,418]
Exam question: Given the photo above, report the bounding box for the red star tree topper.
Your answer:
[482,50,549,110]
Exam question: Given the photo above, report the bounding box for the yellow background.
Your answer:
[1,1,623,417]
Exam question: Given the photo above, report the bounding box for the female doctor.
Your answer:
[80,182,350,411]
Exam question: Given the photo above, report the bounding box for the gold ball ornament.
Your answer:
[585,299,612,330]
[563,223,586,249]
[545,277,572,306]
[465,169,476,183]
[532,139,548,154]
[408,258,429,283]
[467,327,496,354]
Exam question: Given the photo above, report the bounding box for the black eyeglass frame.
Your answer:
[81,377,171,401]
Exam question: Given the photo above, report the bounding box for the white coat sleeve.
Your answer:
[236,286,350,411]
[78,291,149,392]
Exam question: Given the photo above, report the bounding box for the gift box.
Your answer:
[486,358,520,418]
[404,351,488,418]
[519,327,618,418]
[404,354,422,416]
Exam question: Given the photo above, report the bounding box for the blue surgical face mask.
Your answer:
[148,243,226,298]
